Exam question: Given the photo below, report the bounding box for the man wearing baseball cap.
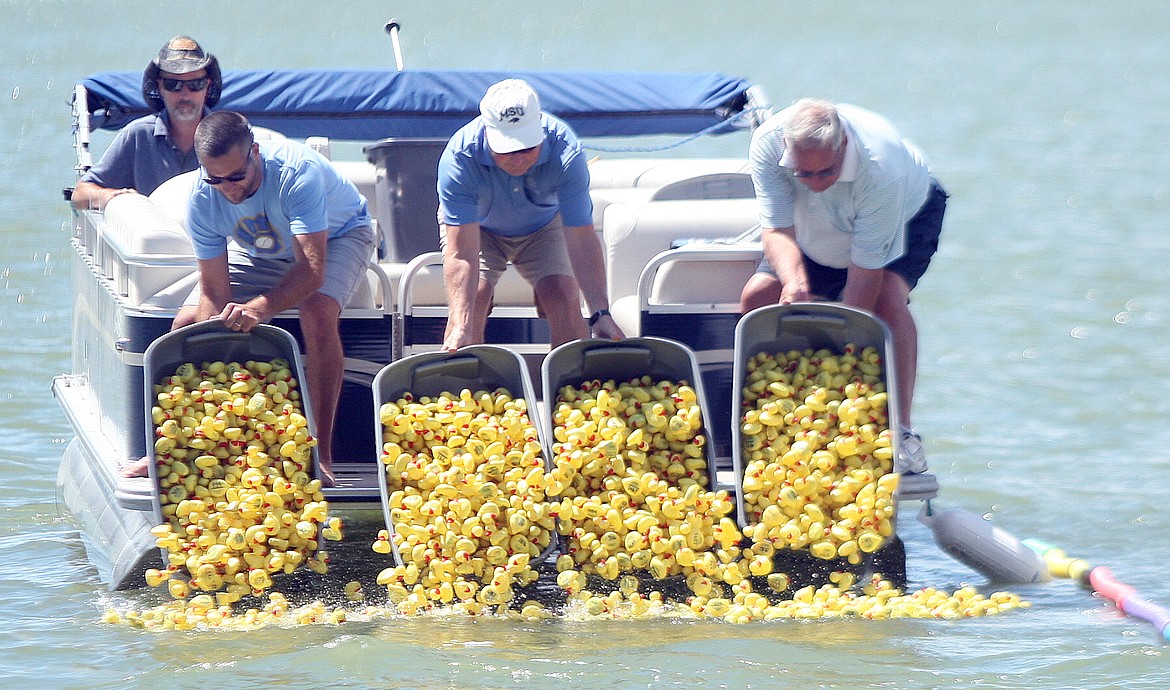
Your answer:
[72,35,222,211]
[437,78,624,350]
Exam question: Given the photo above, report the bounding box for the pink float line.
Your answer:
[1024,539,1170,642]
[1089,566,1170,642]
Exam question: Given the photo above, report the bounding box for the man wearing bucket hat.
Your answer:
[71,35,222,211]
[739,98,947,492]
[437,78,624,351]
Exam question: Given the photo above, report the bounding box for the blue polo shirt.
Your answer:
[79,111,202,195]
[437,113,593,237]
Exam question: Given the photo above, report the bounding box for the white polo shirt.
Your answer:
[749,103,932,269]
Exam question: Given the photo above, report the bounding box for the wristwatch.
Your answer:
[588,309,610,328]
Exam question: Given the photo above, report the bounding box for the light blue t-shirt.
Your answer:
[187,139,370,261]
[437,112,593,237]
[750,103,931,270]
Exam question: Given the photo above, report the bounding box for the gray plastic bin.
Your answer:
[141,321,317,548]
[731,303,899,528]
[540,337,718,488]
[371,345,553,566]
[362,138,447,262]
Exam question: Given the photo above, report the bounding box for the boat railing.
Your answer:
[396,251,549,360]
[70,84,94,181]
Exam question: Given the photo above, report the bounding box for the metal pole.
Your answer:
[385,19,404,71]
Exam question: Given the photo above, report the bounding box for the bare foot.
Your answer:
[318,465,336,488]
[120,456,150,478]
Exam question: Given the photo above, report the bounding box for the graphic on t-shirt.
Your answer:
[233,214,285,254]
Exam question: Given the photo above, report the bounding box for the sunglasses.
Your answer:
[160,76,209,93]
[791,165,841,179]
[202,154,251,185]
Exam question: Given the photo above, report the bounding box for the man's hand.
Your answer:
[70,180,139,211]
[590,313,625,341]
[778,280,812,305]
[761,225,812,305]
[219,302,264,332]
[441,324,477,352]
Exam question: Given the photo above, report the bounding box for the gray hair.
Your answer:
[782,98,844,152]
[194,110,254,160]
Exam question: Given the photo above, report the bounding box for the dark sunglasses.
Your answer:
[202,155,251,186]
[160,76,209,93]
[791,165,841,179]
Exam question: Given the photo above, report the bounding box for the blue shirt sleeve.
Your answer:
[80,127,139,190]
[187,183,229,261]
[555,146,593,228]
[437,144,485,228]
[278,157,330,236]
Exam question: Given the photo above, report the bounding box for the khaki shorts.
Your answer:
[440,214,574,288]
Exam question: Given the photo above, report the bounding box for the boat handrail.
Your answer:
[71,83,94,179]
[364,259,394,315]
[636,243,762,312]
[397,251,444,316]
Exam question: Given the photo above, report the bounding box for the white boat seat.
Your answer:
[646,248,760,305]
[602,197,758,336]
[101,192,195,304]
[148,169,200,229]
[648,172,754,201]
[586,157,749,189]
[141,271,199,309]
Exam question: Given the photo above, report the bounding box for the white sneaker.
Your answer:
[896,429,928,475]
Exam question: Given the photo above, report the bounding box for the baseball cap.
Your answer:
[480,79,545,153]
[154,35,214,75]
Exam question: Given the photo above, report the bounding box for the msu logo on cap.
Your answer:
[480,79,543,153]
[498,106,525,124]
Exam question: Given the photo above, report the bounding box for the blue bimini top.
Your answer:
[81,68,760,141]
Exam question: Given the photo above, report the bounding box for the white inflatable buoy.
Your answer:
[919,504,1051,584]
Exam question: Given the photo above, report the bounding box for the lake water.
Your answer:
[2,1,1169,687]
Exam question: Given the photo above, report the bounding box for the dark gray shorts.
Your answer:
[185,226,376,309]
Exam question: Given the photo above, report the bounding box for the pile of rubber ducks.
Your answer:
[374,387,553,615]
[143,358,339,605]
[102,349,1030,630]
[739,345,899,563]
[547,376,746,588]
